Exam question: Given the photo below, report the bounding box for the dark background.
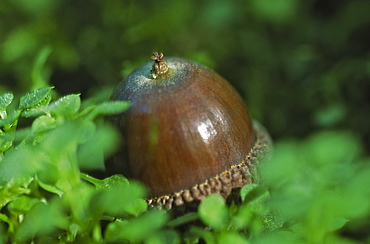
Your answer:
[1,0,369,152]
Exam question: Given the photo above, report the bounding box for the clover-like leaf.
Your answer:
[199,194,228,230]
[0,133,13,152]
[217,231,249,244]
[0,110,21,129]
[0,213,12,231]
[87,101,131,119]
[21,95,51,118]
[145,229,181,244]
[14,200,68,242]
[105,210,168,243]
[36,176,64,197]
[89,181,146,217]
[81,174,129,190]
[0,176,33,209]
[31,115,57,134]
[50,94,81,117]
[19,87,53,110]
[240,184,269,205]
[77,122,120,170]
[7,196,41,216]
[0,93,14,116]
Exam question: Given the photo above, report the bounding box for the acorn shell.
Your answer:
[110,57,272,209]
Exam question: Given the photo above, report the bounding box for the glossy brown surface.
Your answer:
[111,58,255,197]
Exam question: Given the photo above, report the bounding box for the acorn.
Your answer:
[109,52,272,210]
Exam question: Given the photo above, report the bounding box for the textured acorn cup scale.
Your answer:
[110,52,272,210]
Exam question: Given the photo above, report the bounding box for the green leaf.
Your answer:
[19,87,53,110]
[342,166,370,218]
[262,211,284,231]
[124,198,148,216]
[87,101,131,119]
[0,212,14,236]
[89,181,147,217]
[77,122,120,170]
[7,196,41,215]
[0,93,14,110]
[230,204,253,230]
[145,229,181,244]
[0,133,13,152]
[0,110,21,129]
[21,95,51,117]
[0,93,14,118]
[14,201,67,242]
[0,177,33,209]
[254,230,300,244]
[105,210,168,243]
[31,47,52,89]
[81,174,129,190]
[83,174,146,215]
[304,131,362,166]
[240,184,269,214]
[198,194,228,230]
[326,217,348,232]
[31,115,57,134]
[217,231,249,244]
[167,212,199,228]
[187,226,216,244]
[37,122,80,165]
[36,176,64,197]
[50,94,81,117]
[0,145,43,183]
[240,184,260,202]
[100,174,129,188]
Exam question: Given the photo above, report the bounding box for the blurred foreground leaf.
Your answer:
[199,194,228,230]
[105,210,168,243]
[258,131,370,243]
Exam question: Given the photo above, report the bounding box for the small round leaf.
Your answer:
[199,194,228,230]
